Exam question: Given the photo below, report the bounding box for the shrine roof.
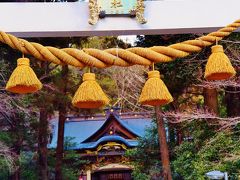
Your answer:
[48,112,152,150]
[68,135,138,150]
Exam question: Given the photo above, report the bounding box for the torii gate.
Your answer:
[1,1,239,180]
[0,0,239,37]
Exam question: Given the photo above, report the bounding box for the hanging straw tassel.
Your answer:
[139,70,173,106]
[6,58,42,94]
[204,45,236,80]
[72,72,110,109]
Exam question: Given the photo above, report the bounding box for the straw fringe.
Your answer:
[204,45,236,80]
[72,73,110,109]
[6,58,42,94]
[139,71,173,106]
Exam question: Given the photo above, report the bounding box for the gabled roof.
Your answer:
[82,113,140,143]
[48,112,152,150]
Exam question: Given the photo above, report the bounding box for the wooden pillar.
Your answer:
[155,106,172,180]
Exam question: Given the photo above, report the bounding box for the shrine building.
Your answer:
[48,108,152,180]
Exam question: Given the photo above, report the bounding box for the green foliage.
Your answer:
[157,59,201,96]
[126,121,162,179]
[0,113,38,179]
[173,131,240,179]
[0,132,12,146]
[62,167,79,180]
[0,142,15,179]
[127,118,240,179]
[19,152,38,180]
[218,90,228,118]
[97,73,118,105]
[47,137,90,180]
[131,167,150,180]
[0,162,10,180]
[80,36,130,49]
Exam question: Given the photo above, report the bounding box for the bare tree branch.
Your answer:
[0,141,16,173]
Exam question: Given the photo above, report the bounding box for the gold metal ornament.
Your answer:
[88,0,100,25]
[88,0,147,25]
[136,0,147,24]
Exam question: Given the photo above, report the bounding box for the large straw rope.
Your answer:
[0,19,239,68]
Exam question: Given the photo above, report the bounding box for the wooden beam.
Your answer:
[0,0,239,37]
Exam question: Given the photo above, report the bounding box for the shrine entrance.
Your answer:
[91,164,132,180]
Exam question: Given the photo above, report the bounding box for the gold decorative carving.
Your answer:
[111,0,123,8]
[96,142,127,152]
[88,0,147,25]
[88,0,100,25]
[136,0,147,24]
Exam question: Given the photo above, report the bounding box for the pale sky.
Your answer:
[118,35,137,46]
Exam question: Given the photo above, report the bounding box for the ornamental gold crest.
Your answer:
[88,0,147,25]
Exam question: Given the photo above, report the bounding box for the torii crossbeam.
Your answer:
[0,0,239,37]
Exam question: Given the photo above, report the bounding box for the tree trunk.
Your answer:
[38,108,49,180]
[55,65,68,180]
[225,87,240,117]
[155,106,172,180]
[177,129,183,145]
[203,88,218,115]
[55,107,67,180]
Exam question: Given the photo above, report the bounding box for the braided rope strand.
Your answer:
[0,19,239,68]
